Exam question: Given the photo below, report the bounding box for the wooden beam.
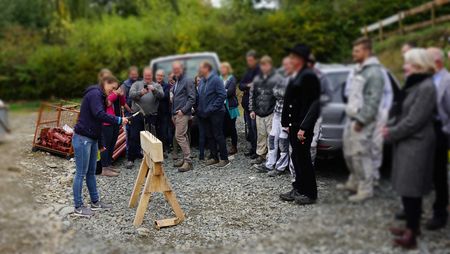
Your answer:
[128,158,149,208]
[155,218,180,229]
[431,3,436,26]
[133,166,153,227]
[360,0,450,35]
[129,133,184,229]
[164,191,185,222]
[398,12,404,35]
[378,21,383,41]
[140,131,164,163]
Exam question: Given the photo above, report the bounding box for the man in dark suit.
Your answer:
[279,44,321,205]
[239,50,260,159]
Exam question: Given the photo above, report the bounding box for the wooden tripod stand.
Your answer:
[129,131,185,229]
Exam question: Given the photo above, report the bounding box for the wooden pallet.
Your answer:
[129,131,185,229]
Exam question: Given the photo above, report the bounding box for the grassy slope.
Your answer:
[375,23,450,83]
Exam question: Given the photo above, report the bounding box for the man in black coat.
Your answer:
[279,44,321,205]
[239,50,261,159]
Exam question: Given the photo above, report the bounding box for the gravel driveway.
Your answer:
[1,113,449,254]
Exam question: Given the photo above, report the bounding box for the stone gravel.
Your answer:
[2,113,450,254]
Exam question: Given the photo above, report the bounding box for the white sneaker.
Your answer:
[348,192,373,202]
[336,182,357,192]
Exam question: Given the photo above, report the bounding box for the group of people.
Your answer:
[70,39,449,250]
[338,39,450,249]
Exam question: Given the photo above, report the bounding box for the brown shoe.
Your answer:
[216,160,230,168]
[228,146,237,155]
[106,166,120,173]
[101,169,119,177]
[250,156,265,165]
[205,158,219,166]
[393,229,417,249]
[178,162,193,172]
[173,160,184,168]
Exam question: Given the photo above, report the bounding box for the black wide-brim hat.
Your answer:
[284,44,311,60]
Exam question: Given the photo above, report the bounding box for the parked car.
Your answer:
[0,100,10,142]
[317,64,400,157]
[150,52,221,80]
[150,52,222,147]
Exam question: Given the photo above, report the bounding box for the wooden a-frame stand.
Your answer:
[129,131,185,229]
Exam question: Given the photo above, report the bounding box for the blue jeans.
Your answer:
[72,134,100,208]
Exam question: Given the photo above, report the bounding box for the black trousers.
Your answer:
[101,124,119,167]
[199,111,228,161]
[289,127,317,200]
[127,114,157,162]
[432,121,449,219]
[224,112,238,147]
[244,109,257,153]
[402,196,422,233]
[156,113,172,152]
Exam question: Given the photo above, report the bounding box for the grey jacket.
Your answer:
[346,57,384,126]
[129,80,164,115]
[388,75,436,197]
[435,69,450,134]
[171,75,196,115]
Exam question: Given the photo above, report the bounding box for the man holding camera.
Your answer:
[126,67,164,169]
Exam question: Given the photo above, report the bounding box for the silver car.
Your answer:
[317,65,400,156]
[150,52,221,79]
[0,100,10,142]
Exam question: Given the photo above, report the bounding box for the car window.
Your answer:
[153,56,219,81]
[324,71,349,103]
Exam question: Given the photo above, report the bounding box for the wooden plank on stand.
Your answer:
[129,131,185,229]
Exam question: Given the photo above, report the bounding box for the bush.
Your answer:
[0,0,431,100]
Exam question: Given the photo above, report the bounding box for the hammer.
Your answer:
[128,103,150,132]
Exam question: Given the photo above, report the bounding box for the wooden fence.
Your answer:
[361,0,450,40]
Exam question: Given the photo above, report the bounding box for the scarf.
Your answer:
[392,73,431,117]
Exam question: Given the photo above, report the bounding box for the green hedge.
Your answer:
[0,0,427,100]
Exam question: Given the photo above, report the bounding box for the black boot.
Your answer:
[425,216,447,230]
[395,210,406,221]
[280,189,301,202]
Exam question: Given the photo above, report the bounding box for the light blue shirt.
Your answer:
[433,69,444,90]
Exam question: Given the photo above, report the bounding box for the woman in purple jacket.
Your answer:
[72,75,128,217]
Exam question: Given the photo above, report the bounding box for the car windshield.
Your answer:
[324,71,350,103]
[153,56,218,81]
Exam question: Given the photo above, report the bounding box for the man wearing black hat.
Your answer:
[279,44,321,205]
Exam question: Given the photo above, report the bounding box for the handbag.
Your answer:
[226,99,240,119]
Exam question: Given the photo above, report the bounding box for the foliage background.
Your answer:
[0,0,429,100]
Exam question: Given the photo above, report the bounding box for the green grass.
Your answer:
[7,98,82,112]
[8,100,41,112]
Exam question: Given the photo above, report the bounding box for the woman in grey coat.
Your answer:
[382,48,437,249]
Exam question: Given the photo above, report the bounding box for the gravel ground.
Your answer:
[1,112,449,254]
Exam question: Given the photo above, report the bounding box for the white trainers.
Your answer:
[336,182,357,192]
[348,191,373,202]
